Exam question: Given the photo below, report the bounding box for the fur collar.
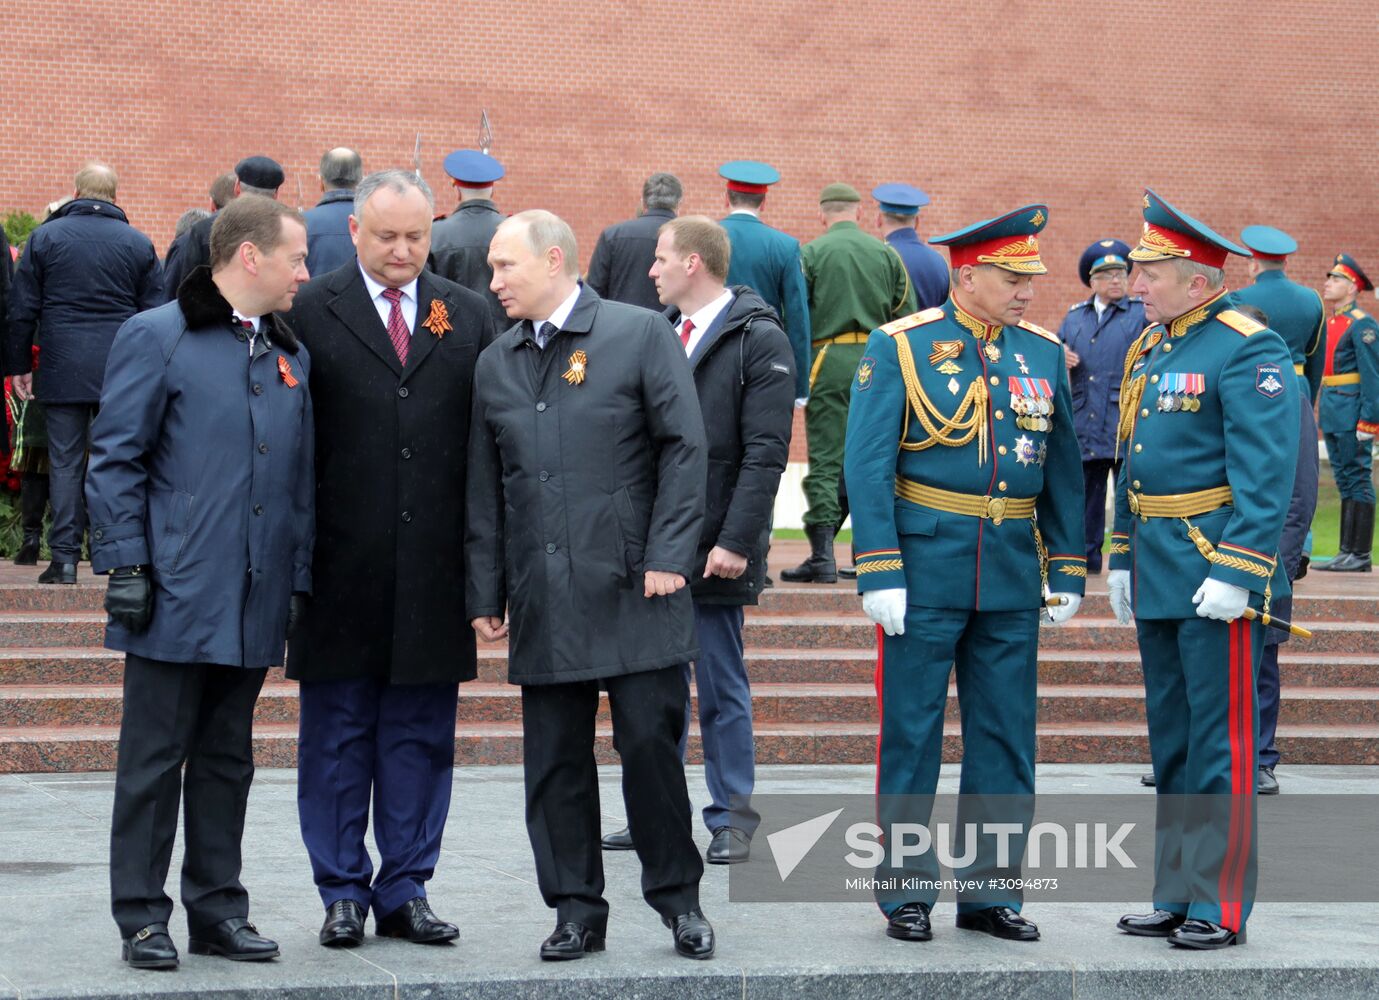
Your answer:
[177,265,299,354]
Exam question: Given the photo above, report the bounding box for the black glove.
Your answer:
[105,566,152,633]
[287,592,307,639]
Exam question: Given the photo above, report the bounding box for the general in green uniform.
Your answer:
[785,183,913,583]
[1108,190,1299,950]
[843,204,1085,944]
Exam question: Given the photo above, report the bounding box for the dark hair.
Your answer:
[642,172,683,212]
[209,195,304,270]
[727,190,765,211]
[1233,303,1269,327]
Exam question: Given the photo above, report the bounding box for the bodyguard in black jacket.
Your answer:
[585,173,683,311]
[616,218,793,866]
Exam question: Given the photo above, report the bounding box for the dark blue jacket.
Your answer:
[885,228,950,310]
[303,189,356,279]
[85,267,315,669]
[5,199,163,402]
[1057,295,1146,461]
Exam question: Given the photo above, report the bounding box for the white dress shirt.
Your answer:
[678,288,735,357]
[359,263,419,334]
[532,284,583,347]
[232,310,260,354]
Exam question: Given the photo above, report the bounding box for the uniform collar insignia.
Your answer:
[1167,287,1229,338]
[951,300,1002,342]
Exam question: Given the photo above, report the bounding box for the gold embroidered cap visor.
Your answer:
[930,204,1050,275]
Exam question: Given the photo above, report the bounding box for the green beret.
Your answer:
[819,182,861,204]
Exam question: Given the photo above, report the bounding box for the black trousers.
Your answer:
[522,665,703,933]
[1083,458,1120,570]
[109,653,267,938]
[43,402,96,562]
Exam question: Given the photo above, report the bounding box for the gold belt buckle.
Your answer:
[985,496,1008,526]
[1127,491,1145,521]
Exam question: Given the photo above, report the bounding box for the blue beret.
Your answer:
[872,183,930,216]
[443,149,505,185]
[235,156,284,190]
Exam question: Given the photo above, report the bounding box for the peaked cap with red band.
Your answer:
[1239,224,1297,264]
[719,160,781,195]
[928,203,1050,275]
[1128,189,1251,270]
[1327,252,1373,292]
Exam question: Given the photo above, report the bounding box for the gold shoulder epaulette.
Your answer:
[1350,308,1368,320]
[1217,309,1265,337]
[881,307,944,337]
[1017,319,1059,344]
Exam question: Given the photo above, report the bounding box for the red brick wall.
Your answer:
[4,0,1374,465]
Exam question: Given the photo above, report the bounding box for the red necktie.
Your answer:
[382,288,409,365]
[680,318,694,349]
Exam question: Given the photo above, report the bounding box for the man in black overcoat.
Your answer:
[286,169,496,949]
[466,210,714,961]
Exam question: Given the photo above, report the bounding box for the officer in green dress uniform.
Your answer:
[1108,190,1299,950]
[783,183,914,583]
[844,204,1085,943]
[1315,254,1378,571]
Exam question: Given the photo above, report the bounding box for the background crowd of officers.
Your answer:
[0,147,1375,967]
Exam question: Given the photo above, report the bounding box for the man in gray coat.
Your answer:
[87,195,314,970]
[466,210,714,962]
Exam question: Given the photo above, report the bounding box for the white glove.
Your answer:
[862,588,907,636]
[1042,592,1082,625]
[1358,430,1375,442]
[1192,577,1250,621]
[1107,569,1132,625]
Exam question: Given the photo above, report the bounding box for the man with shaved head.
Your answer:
[467,210,714,961]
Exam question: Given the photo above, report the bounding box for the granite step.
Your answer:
[6,679,1377,729]
[5,718,1378,773]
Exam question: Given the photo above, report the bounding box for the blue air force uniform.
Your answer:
[844,205,1085,925]
[1233,225,1324,776]
[873,184,951,310]
[1110,191,1298,944]
[1057,240,1146,571]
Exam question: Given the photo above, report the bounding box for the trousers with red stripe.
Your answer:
[1137,615,1261,933]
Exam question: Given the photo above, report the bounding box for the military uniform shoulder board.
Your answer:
[880,307,944,337]
[1068,301,1087,312]
[1350,308,1368,320]
[1017,319,1060,344]
[1217,309,1266,337]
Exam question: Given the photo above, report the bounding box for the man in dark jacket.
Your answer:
[286,170,495,950]
[163,156,284,300]
[303,147,362,278]
[586,172,682,311]
[429,148,506,328]
[87,195,314,970]
[467,210,714,961]
[6,162,163,584]
[643,216,793,863]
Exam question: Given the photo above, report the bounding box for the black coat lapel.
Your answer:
[400,272,443,383]
[326,268,403,377]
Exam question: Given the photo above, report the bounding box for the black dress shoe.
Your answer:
[375,897,458,943]
[955,906,1039,941]
[1117,909,1187,937]
[319,899,365,948]
[885,902,932,941]
[601,826,635,851]
[1257,765,1279,795]
[1169,918,1245,949]
[540,921,605,960]
[187,917,279,961]
[663,909,715,959]
[38,560,76,585]
[838,566,858,579]
[706,827,750,865]
[1141,771,1156,787]
[121,922,178,969]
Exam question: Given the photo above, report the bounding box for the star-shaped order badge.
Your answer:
[562,349,588,386]
[422,300,451,339]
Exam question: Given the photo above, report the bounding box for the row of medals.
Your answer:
[1011,393,1052,432]
[1157,390,1201,412]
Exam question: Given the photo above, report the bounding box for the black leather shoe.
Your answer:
[319,899,365,948]
[885,902,932,941]
[38,560,76,584]
[706,827,750,865]
[13,533,40,567]
[663,909,715,959]
[1117,909,1187,937]
[955,906,1039,941]
[601,826,635,851]
[1141,771,1156,787]
[539,921,605,960]
[375,897,458,943]
[838,566,858,579]
[1257,765,1279,795]
[121,923,178,969]
[187,917,279,961]
[1169,918,1245,949]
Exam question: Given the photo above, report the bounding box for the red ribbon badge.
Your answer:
[278,355,298,388]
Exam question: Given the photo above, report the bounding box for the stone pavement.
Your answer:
[1,763,1376,999]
